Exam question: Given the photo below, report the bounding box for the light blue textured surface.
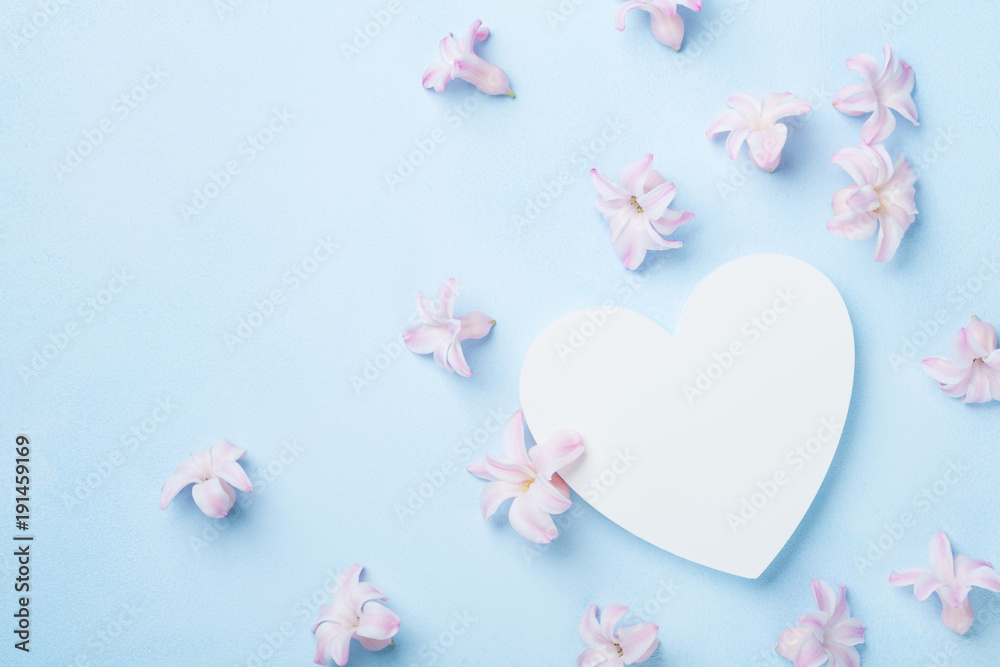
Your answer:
[2,1,1000,665]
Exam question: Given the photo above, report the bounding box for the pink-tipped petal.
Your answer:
[616,621,659,662]
[615,1,647,31]
[501,411,532,466]
[313,622,353,666]
[524,477,573,516]
[454,53,512,97]
[618,154,654,194]
[811,579,838,616]
[776,626,809,660]
[921,357,970,385]
[158,471,199,510]
[794,634,829,667]
[578,604,607,645]
[528,429,584,479]
[746,125,788,172]
[403,322,450,355]
[357,601,401,641]
[479,481,523,520]
[930,532,956,582]
[508,494,558,543]
[209,437,246,463]
[213,460,252,493]
[954,555,1000,593]
[647,7,685,51]
[941,597,976,635]
[191,477,236,518]
[457,311,494,341]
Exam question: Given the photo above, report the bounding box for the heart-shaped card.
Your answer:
[519,254,854,578]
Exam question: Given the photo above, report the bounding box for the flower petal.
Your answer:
[599,604,628,639]
[524,477,572,515]
[457,311,494,341]
[811,579,837,616]
[619,154,654,194]
[313,622,354,666]
[191,477,236,518]
[776,626,809,661]
[357,601,401,641]
[528,429,584,479]
[890,568,943,601]
[746,125,788,172]
[213,460,252,493]
[508,495,558,543]
[159,471,199,510]
[954,555,1000,593]
[794,634,829,667]
[209,437,246,464]
[616,621,659,663]
[479,481,523,520]
[445,339,472,377]
[942,596,975,635]
[647,7,685,51]
[501,410,531,466]
[921,357,971,386]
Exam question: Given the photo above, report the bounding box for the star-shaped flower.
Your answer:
[922,317,1000,403]
[833,42,918,145]
[590,154,694,270]
[890,532,1000,634]
[577,604,659,667]
[422,20,514,97]
[312,564,400,666]
[827,142,917,262]
[467,410,583,544]
[776,580,865,667]
[159,438,253,518]
[403,278,494,377]
[706,93,812,172]
[615,0,702,51]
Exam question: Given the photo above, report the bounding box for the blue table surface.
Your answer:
[2,1,1000,665]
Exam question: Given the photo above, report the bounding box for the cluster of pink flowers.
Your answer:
[828,43,919,262]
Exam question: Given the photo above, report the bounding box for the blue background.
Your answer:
[2,0,999,665]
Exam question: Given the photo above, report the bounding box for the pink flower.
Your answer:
[827,142,917,262]
[159,438,253,518]
[577,604,659,667]
[890,532,1000,634]
[311,563,400,666]
[403,278,494,377]
[615,0,702,51]
[706,93,812,173]
[776,580,865,667]
[466,410,583,544]
[921,317,1000,403]
[422,19,514,97]
[833,43,918,145]
[590,154,694,270]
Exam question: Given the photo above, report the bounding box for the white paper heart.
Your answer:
[519,254,854,578]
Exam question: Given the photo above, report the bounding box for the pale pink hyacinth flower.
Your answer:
[706,93,812,173]
[834,43,918,145]
[422,19,514,97]
[921,317,1000,403]
[590,154,694,271]
[403,278,494,378]
[159,438,252,519]
[827,142,917,262]
[312,564,400,666]
[615,0,702,51]
[577,604,659,667]
[890,532,1000,634]
[776,580,865,667]
[467,410,583,544]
